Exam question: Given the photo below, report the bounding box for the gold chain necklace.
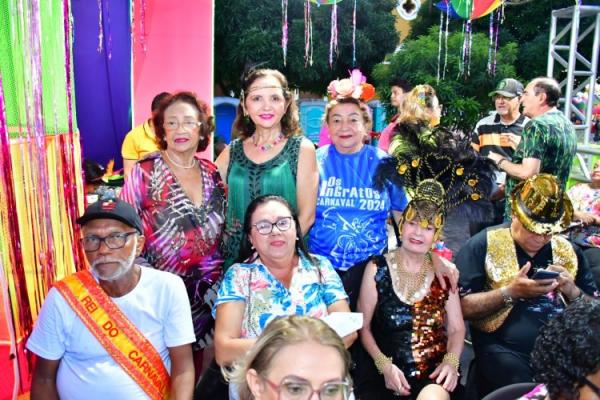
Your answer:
[389,249,432,304]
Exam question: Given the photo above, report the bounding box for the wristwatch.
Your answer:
[500,286,514,306]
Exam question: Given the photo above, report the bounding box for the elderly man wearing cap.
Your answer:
[487,77,577,220]
[27,198,196,400]
[455,174,598,398]
[470,78,529,233]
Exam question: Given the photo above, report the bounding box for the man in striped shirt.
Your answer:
[471,78,529,233]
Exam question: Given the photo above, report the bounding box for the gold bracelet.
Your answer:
[442,352,460,371]
[374,353,393,375]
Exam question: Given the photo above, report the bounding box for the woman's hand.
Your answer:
[574,211,599,226]
[382,363,411,396]
[429,361,459,392]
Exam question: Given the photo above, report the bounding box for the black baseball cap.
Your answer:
[489,78,524,98]
[77,198,143,233]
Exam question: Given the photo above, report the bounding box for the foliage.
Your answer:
[408,0,580,82]
[214,0,398,95]
[372,26,519,134]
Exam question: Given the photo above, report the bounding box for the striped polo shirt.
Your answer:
[471,112,529,160]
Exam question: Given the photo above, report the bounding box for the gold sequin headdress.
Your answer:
[375,126,496,230]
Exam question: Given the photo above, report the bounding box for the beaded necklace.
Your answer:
[164,151,196,169]
[252,132,284,152]
[389,249,432,304]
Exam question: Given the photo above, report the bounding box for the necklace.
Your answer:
[252,132,284,152]
[389,249,432,304]
[164,151,196,169]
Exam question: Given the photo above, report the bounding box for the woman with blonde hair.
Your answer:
[226,315,353,400]
[388,84,443,157]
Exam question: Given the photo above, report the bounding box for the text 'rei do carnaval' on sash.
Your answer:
[54,270,170,399]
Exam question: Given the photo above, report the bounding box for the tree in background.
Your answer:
[372,26,518,133]
[408,0,579,82]
[214,0,398,95]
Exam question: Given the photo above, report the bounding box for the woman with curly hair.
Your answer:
[520,299,600,399]
[121,91,226,374]
[215,68,318,269]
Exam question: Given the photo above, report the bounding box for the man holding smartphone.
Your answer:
[455,174,598,399]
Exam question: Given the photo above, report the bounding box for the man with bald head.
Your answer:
[486,77,577,219]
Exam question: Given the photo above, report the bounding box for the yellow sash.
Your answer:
[471,228,578,333]
[54,270,170,399]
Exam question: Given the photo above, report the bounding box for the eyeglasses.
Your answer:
[253,217,293,235]
[81,232,137,252]
[262,376,351,400]
[582,376,600,397]
[163,120,202,131]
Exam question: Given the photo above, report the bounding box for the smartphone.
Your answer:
[531,269,560,280]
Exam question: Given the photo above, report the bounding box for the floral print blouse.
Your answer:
[213,252,348,338]
[568,183,600,247]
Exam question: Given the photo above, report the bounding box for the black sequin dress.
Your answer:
[357,255,450,400]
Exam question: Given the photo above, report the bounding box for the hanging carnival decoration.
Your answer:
[132,0,149,53]
[95,0,113,59]
[329,1,338,67]
[436,0,449,82]
[352,0,357,66]
[310,0,343,4]
[0,0,85,394]
[97,0,103,52]
[282,0,289,66]
[304,0,345,68]
[304,0,314,66]
[396,0,421,21]
[487,5,504,75]
[435,0,505,79]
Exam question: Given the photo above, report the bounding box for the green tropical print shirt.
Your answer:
[504,110,577,218]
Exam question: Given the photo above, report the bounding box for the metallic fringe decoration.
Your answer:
[443,2,450,80]
[131,0,149,53]
[487,7,502,76]
[0,0,85,393]
[329,2,338,68]
[304,0,313,67]
[436,7,444,82]
[96,0,103,52]
[459,19,473,78]
[282,0,288,66]
[352,0,357,66]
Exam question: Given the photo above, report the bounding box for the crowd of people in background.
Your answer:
[28,68,600,400]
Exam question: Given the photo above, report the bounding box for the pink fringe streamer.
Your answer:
[282,0,288,66]
[329,2,338,68]
[352,0,357,66]
[304,0,313,67]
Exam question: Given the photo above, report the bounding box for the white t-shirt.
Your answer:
[27,266,196,400]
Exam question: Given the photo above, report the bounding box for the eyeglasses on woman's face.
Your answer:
[163,119,202,131]
[262,376,352,400]
[252,216,293,235]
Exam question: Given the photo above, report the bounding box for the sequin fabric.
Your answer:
[474,228,579,332]
[371,256,449,379]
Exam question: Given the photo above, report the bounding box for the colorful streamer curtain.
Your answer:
[0,0,84,396]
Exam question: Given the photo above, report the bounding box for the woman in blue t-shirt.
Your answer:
[309,74,457,311]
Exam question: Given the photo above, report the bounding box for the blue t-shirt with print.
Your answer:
[308,145,407,271]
